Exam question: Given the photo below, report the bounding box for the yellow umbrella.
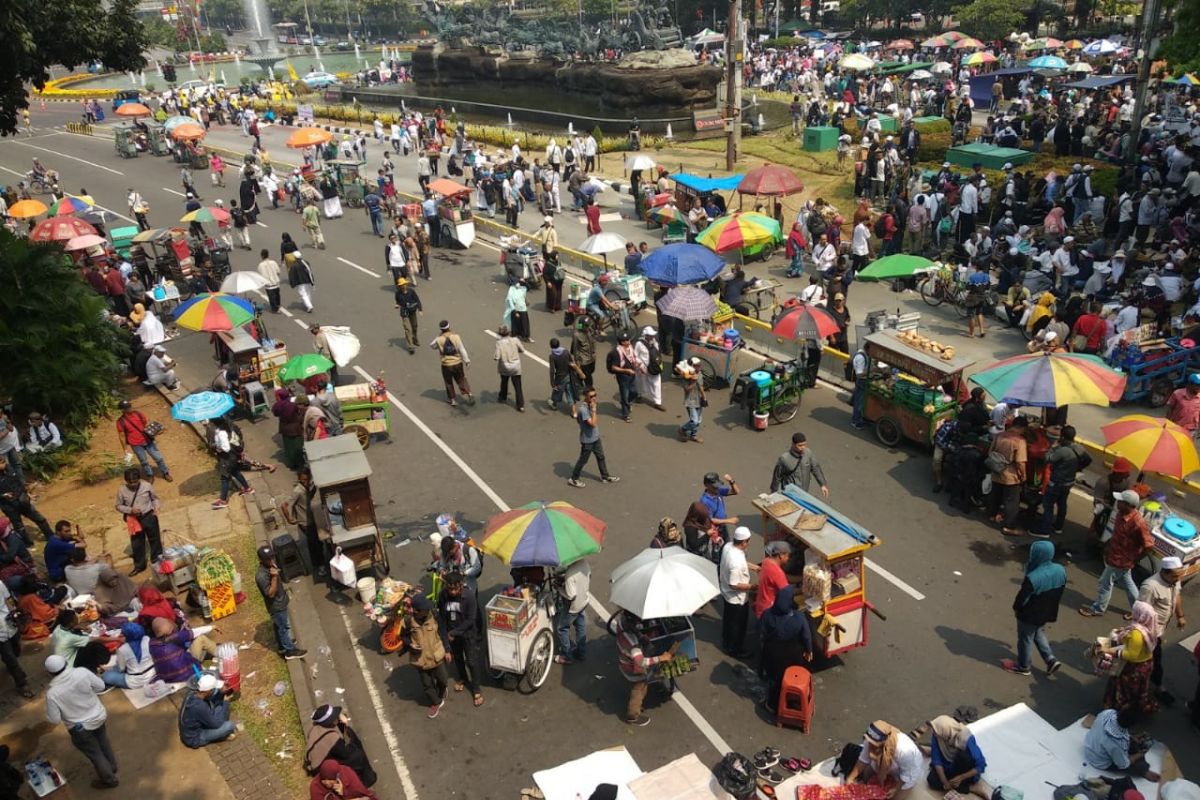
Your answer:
[8,199,48,219]
[1100,414,1200,478]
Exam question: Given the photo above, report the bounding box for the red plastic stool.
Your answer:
[775,665,814,732]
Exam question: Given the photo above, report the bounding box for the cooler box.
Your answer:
[877,115,898,133]
[803,126,839,152]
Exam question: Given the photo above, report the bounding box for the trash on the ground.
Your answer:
[272,681,286,696]
[335,686,345,694]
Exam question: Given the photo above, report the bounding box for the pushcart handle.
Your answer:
[863,600,887,622]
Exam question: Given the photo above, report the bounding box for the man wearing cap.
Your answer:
[255,545,306,660]
[1138,557,1187,702]
[44,654,118,789]
[633,327,664,410]
[1088,457,1133,541]
[770,432,830,498]
[753,540,792,620]
[1081,490,1154,617]
[179,673,236,748]
[145,345,178,390]
[719,526,757,657]
[431,320,473,407]
[393,278,423,354]
[700,472,740,542]
[1166,375,1200,438]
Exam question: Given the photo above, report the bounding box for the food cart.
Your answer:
[862,328,976,448]
[1138,497,1200,583]
[729,360,804,426]
[304,434,388,581]
[433,182,475,249]
[1107,336,1200,406]
[485,581,557,693]
[215,327,284,418]
[329,160,365,207]
[753,488,883,657]
[334,381,391,449]
[145,121,170,156]
[114,123,140,159]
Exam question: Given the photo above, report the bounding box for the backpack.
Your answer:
[646,341,662,375]
[713,752,756,800]
[832,743,863,778]
[844,349,865,382]
[440,335,458,358]
[1072,175,1089,200]
[230,208,246,228]
[984,443,1010,473]
[873,215,888,238]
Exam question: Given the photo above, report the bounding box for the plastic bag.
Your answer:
[329,547,357,588]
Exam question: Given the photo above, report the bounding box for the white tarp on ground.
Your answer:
[628,753,731,800]
[533,746,643,800]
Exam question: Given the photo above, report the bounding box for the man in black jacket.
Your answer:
[437,573,484,707]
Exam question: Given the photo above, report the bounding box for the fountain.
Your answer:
[568,122,575,136]
[189,60,197,73]
[155,59,163,79]
[241,0,285,76]
[506,112,514,128]
[354,42,362,61]
[139,71,147,87]
[665,123,674,140]
[221,70,228,84]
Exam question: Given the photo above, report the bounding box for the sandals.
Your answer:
[473,693,484,707]
[1078,607,1102,617]
[779,757,809,774]
[453,682,466,693]
[18,686,35,699]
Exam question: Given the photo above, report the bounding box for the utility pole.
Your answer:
[724,0,742,171]
[1125,0,1163,164]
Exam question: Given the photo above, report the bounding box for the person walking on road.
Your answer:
[1080,490,1155,618]
[310,324,338,386]
[719,526,756,657]
[115,467,162,577]
[431,320,473,407]
[989,417,1029,536]
[678,361,706,443]
[548,338,582,413]
[257,249,281,313]
[1037,425,1091,538]
[229,199,251,250]
[400,595,451,719]
[364,189,385,237]
[302,200,326,249]
[554,559,590,664]
[607,333,640,422]
[286,247,316,313]
[568,387,619,488]
[494,326,526,412]
[393,279,423,354]
[1001,539,1065,676]
[570,320,597,391]
[634,327,664,410]
[769,432,830,497]
[437,573,484,708]
[1137,556,1186,704]
[44,654,119,789]
[615,608,680,726]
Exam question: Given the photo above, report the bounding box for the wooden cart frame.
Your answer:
[305,434,389,580]
[334,383,392,449]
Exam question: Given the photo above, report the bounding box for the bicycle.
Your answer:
[918,271,971,319]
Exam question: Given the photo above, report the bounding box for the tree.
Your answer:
[1,0,148,136]
[0,232,125,427]
[951,0,1027,41]
[1158,0,1200,74]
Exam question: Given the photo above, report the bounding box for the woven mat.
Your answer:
[764,499,800,517]
[794,512,828,531]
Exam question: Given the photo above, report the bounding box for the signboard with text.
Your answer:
[692,109,726,139]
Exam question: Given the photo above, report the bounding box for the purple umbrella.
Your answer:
[655,287,718,320]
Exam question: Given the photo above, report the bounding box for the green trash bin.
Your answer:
[877,115,898,133]
[803,126,839,152]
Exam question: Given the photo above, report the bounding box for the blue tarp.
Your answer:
[671,173,745,193]
[1063,75,1136,91]
[968,67,1032,110]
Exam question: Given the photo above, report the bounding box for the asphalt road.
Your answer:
[4,105,1197,798]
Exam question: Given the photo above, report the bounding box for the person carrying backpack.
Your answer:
[1037,425,1091,538]
[430,320,473,407]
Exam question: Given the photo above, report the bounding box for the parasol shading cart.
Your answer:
[304,434,389,582]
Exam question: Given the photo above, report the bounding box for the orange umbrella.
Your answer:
[115,102,152,118]
[286,127,333,149]
[8,199,48,219]
[171,122,206,141]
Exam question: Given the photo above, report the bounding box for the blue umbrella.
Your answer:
[1029,55,1068,70]
[638,244,726,287]
[171,391,235,423]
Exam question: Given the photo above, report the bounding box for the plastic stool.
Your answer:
[775,665,814,732]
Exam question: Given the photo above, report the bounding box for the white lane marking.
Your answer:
[256,221,270,228]
[293,318,310,329]
[353,364,733,756]
[864,558,925,601]
[338,606,420,800]
[9,140,124,175]
[337,256,382,278]
[281,308,295,318]
[162,187,185,197]
[484,329,550,368]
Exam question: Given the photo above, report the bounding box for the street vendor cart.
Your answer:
[862,328,975,448]
[329,160,365,208]
[1107,336,1200,407]
[334,380,391,449]
[305,434,389,581]
[753,488,883,657]
[433,181,475,249]
[485,579,556,693]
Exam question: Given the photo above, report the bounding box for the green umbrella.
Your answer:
[278,353,335,382]
[856,254,936,282]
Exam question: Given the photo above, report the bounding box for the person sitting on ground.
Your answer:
[92,566,139,618]
[43,520,82,583]
[0,518,34,584]
[309,760,380,800]
[179,673,237,748]
[136,584,184,629]
[50,608,120,673]
[64,548,112,596]
[760,585,813,713]
[845,720,924,799]
[1083,706,1160,780]
[305,704,376,787]
[145,345,179,390]
[102,622,155,689]
[15,575,59,640]
[149,616,216,683]
[918,715,993,798]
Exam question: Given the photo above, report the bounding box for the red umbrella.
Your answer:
[771,303,841,340]
[29,216,98,243]
[737,164,804,197]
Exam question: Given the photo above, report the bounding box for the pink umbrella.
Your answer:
[65,234,108,251]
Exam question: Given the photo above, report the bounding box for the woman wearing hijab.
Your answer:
[1043,205,1068,238]
[136,585,182,629]
[845,720,924,798]
[759,586,813,712]
[1025,292,1055,337]
[503,277,531,342]
[1099,599,1160,714]
[15,576,58,640]
[299,394,330,441]
[103,622,156,689]
[305,705,376,787]
[924,716,992,796]
[1002,540,1065,676]
[309,760,378,800]
[272,388,305,469]
[93,565,139,617]
[681,501,715,558]
[649,517,683,549]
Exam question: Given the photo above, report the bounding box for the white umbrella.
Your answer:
[579,232,627,254]
[931,61,953,75]
[219,271,269,294]
[1082,39,1119,56]
[625,153,656,171]
[609,547,720,619]
[910,69,933,81]
[839,53,875,71]
[1067,62,1093,73]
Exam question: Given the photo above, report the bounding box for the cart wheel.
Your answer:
[734,302,759,319]
[918,277,944,307]
[758,243,776,261]
[379,619,406,654]
[952,292,970,319]
[770,387,802,423]
[875,416,902,447]
[1148,378,1174,408]
[517,629,554,694]
[345,424,371,449]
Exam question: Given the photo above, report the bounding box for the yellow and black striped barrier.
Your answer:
[65,122,94,135]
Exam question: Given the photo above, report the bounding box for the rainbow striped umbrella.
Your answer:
[696,212,781,253]
[480,501,606,567]
[969,351,1127,408]
[964,52,997,66]
[648,204,684,225]
[952,37,985,50]
[1100,415,1200,478]
[922,35,949,48]
[172,292,256,332]
[50,194,95,216]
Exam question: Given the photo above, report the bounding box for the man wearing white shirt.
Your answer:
[958,175,979,243]
[45,654,119,788]
[1115,300,1140,334]
[719,526,756,657]
[1052,237,1077,293]
[813,233,838,275]
[851,219,872,278]
[1160,264,1183,302]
